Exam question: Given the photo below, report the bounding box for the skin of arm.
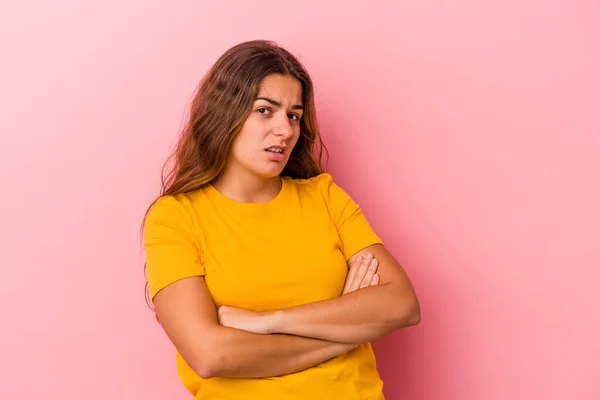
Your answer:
[219,244,421,345]
[152,256,379,379]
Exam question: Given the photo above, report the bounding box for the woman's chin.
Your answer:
[253,165,287,179]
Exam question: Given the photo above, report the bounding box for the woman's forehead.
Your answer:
[256,74,303,105]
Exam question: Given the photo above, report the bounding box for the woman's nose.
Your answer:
[273,114,293,138]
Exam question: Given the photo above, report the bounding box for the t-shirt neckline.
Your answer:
[206,177,290,210]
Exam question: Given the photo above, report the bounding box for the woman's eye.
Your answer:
[288,113,300,121]
[257,107,271,115]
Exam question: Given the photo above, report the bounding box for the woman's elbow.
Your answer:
[195,365,215,380]
[187,354,218,379]
[186,344,227,379]
[195,359,220,379]
[393,295,421,328]
[405,302,421,326]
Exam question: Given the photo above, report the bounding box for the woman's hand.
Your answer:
[218,254,380,334]
[218,306,274,334]
[342,253,380,294]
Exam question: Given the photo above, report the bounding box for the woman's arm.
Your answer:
[153,276,355,379]
[153,258,380,380]
[219,244,420,345]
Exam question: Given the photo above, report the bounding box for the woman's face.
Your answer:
[227,74,303,180]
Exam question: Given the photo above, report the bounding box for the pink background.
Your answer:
[1,1,599,399]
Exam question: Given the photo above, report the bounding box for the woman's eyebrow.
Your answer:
[255,96,304,110]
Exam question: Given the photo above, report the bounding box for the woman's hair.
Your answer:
[141,40,327,305]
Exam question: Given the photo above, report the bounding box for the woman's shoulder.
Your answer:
[285,173,342,204]
[286,172,359,210]
[286,172,334,188]
[147,188,208,221]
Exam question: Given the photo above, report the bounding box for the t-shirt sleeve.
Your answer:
[320,173,384,260]
[143,195,205,300]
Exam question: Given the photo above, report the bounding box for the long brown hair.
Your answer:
[141,40,328,306]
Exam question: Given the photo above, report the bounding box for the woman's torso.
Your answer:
[175,174,384,400]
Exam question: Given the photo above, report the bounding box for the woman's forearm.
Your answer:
[216,248,420,346]
[196,326,355,379]
[268,283,420,344]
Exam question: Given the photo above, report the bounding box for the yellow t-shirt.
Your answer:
[144,173,385,400]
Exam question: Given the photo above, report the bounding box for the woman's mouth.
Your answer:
[265,147,286,160]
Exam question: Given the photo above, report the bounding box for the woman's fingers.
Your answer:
[360,258,379,289]
[342,256,363,294]
[348,253,375,292]
[370,273,380,286]
[343,253,381,294]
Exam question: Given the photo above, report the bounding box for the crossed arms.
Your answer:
[152,244,420,379]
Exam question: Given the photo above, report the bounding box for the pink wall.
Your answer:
[1,1,599,399]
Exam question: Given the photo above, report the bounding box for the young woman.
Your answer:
[142,40,420,400]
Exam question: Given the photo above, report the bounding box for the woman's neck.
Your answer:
[211,170,282,204]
